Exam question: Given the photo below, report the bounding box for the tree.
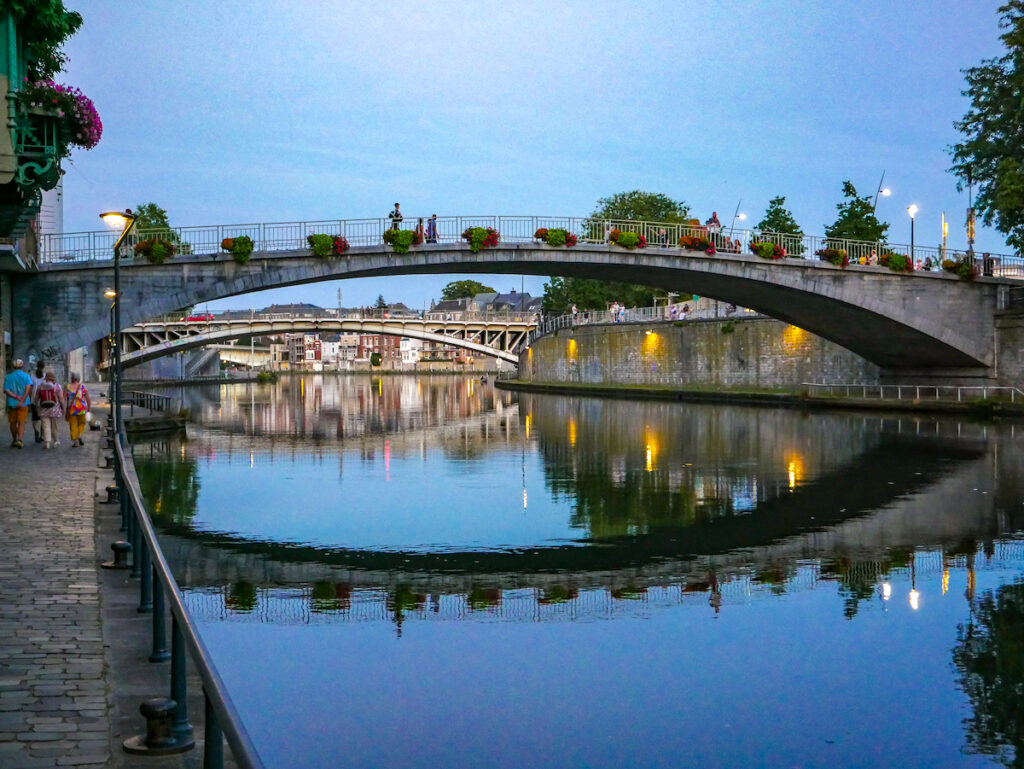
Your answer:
[134,202,173,232]
[374,294,387,309]
[441,280,496,300]
[824,181,889,243]
[755,196,803,237]
[591,190,690,223]
[541,191,691,312]
[949,2,1024,252]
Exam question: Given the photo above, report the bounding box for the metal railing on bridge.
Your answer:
[804,382,1024,402]
[122,390,172,414]
[38,215,1024,279]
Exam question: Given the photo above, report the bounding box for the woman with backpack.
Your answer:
[34,371,66,449]
[65,373,91,448]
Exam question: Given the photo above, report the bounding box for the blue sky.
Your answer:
[60,0,1009,310]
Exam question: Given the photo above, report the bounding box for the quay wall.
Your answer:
[518,318,881,389]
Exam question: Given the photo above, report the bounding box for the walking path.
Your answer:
[0,407,111,768]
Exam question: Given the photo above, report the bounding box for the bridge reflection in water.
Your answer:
[132,377,1024,769]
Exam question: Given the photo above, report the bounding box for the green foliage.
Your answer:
[879,252,913,272]
[591,190,690,222]
[369,352,383,367]
[133,238,177,264]
[950,2,1024,252]
[942,257,980,280]
[610,230,643,248]
[545,228,566,246]
[825,181,890,243]
[952,579,1024,764]
[750,241,785,260]
[541,276,656,313]
[441,280,496,300]
[721,320,736,334]
[6,0,82,79]
[256,371,277,383]
[461,227,500,252]
[816,247,850,268]
[374,294,387,309]
[755,196,803,236]
[221,236,254,264]
[307,234,335,257]
[382,228,421,254]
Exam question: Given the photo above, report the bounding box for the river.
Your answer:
[133,375,1024,769]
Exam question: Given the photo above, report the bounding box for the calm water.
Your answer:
[134,376,1024,769]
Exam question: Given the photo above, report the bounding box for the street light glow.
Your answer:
[737,213,747,221]
[103,289,116,298]
[907,204,919,219]
[880,188,891,197]
[99,210,135,229]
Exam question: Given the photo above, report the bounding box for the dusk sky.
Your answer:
[60,0,1008,311]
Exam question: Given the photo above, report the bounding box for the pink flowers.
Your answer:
[18,79,102,152]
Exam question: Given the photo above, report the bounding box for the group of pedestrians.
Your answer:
[388,203,439,244]
[3,359,92,449]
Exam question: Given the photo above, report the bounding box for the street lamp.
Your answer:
[100,209,136,433]
[872,171,892,213]
[104,289,116,381]
[907,204,918,264]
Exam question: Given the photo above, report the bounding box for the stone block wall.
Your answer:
[519,318,880,388]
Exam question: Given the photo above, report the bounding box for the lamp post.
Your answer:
[100,210,137,433]
[104,289,116,381]
[872,171,891,213]
[907,205,918,265]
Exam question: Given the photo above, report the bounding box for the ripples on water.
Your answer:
[134,376,1024,769]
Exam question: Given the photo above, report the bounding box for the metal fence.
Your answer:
[804,382,1024,402]
[114,431,265,768]
[38,215,1024,279]
[122,390,173,414]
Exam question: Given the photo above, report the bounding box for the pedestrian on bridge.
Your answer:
[426,214,438,244]
[388,203,403,231]
[4,359,32,448]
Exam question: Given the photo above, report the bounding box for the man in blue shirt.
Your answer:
[4,359,33,448]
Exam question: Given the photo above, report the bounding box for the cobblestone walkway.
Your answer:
[0,420,110,768]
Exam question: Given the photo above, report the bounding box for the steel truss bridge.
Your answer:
[108,316,535,369]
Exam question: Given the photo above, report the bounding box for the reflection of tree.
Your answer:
[953,580,1024,768]
[135,450,200,525]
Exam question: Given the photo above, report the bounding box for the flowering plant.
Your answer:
[382,228,423,254]
[307,233,350,257]
[18,79,102,154]
[750,241,785,260]
[878,252,913,272]
[462,227,500,253]
[535,227,577,247]
[221,236,254,264]
[942,257,978,281]
[608,229,646,249]
[680,234,716,254]
[133,238,177,265]
[816,247,849,268]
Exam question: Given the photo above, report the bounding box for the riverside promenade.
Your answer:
[0,394,210,769]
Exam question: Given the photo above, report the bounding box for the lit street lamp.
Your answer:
[872,171,892,213]
[100,209,136,433]
[907,204,918,264]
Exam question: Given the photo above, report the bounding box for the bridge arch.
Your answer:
[110,319,520,369]
[20,241,1009,372]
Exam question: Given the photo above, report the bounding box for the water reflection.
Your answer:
[132,377,1024,769]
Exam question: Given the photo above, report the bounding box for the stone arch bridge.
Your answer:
[14,215,1024,380]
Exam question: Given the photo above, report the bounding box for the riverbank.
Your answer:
[496,379,1024,418]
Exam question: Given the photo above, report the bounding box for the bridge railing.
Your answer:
[804,382,1024,402]
[38,215,1024,279]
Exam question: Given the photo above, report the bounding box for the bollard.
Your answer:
[122,697,194,755]
[101,540,132,570]
[103,453,115,469]
[104,484,120,504]
[104,435,115,450]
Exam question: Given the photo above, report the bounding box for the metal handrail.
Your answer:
[115,433,266,768]
[39,215,1024,278]
[122,390,172,413]
[803,382,1024,402]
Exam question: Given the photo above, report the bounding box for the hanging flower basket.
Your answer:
[382,229,423,254]
[815,247,849,268]
[609,229,646,249]
[681,234,716,255]
[18,79,102,155]
[462,227,500,253]
[879,252,913,272]
[221,236,254,264]
[534,227,577,247]
[749,241,785,260]
[133,238,177,265]
[307,233,350,257]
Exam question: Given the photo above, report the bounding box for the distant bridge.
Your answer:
[106,316,532,369]
[14,214,1024,377]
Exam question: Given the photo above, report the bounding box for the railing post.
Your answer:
[204,690,224,769]
[130,504,142,579]
[138,540,153,612]
[150,572,170,662]
[170,615,194,741]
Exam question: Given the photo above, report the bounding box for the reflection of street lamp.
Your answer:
[100,210,137,432]
[907,205,918,264]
